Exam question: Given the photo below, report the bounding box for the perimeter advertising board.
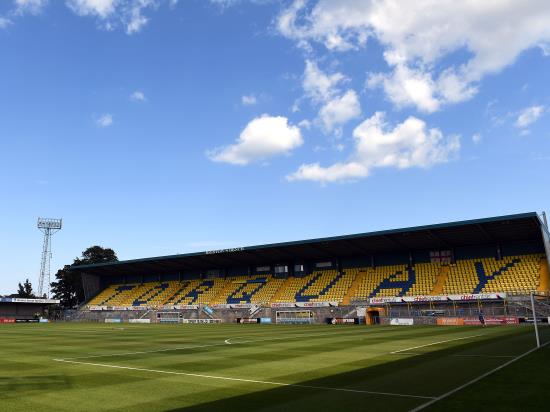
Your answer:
[463,316,519,325]
[368,293,506,305]
[390,318,414,326]
[436,318,465,326]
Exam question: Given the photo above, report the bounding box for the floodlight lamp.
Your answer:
[37,218,62,230]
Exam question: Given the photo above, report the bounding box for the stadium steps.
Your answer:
[181,280,216,305]
[430,265,449,295]
[171,281,203,305]
[342,270,364,304]
[163,281,193,305]
[210,279,239,304]
[252,276,283,304]
[98,285,136,306]
[294,273,324,302]
[132,283,171,307]
[538,257,550,293]
[270,276,294,303]
[227,278,268,304]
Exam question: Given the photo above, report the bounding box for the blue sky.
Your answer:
[1,0,549,294]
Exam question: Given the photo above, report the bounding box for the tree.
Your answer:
[51,246,118,308]
[50,265,81,308]
[13,278,35,298]
[74,245,118,266]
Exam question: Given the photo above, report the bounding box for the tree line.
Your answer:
[9,246,118,308]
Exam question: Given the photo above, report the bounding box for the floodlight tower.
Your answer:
[37,218,62,298]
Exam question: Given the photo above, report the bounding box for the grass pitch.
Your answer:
[1,323,548,411]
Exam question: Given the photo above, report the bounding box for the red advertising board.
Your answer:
[436,317,464,326]
[0,318,15,323]
[463,316,519,325]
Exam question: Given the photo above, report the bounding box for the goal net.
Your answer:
[276,310,313,324]
[529,292,550,348]
[181,318,222,324]
[156,312,181,324]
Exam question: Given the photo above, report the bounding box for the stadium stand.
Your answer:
[270,269,352,303]
[251,276,285,303]
[78,214,550,310]
[211,275,273,304]
[88,284,137,306]
[176,279,226,305]
[85,254,546,308]
[164,281,193,305]
[352,265,413,300]
[443,254,543,295]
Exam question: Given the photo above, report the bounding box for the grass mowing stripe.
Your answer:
[390,334,486,354]
[59,326,486,361]
[3,324,536,411]
[59,328,395,360]
[52,358,436,400]
[409,340,550,411]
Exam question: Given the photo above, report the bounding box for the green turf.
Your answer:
[0,323,548,411]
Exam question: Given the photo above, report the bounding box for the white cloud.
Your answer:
[515,105,545,128]
[279,1,550,112]
[318,90,361,132]
[367,65,477,113]
[298,119,311,129]
[0,17,12,29]
[367,65,439,113]
[1,0,46,27]
[126,0,155,34]
[472,133,482,144]
[130,90,147,102]
[208,115,303,165]
[96,113,114,127]
[288,161,368,183]
[519,129,531,137]
[66,0,161,34]
[14,0,48,15]
[288,112,459,183]
[209,0,240,8]
[301,60,360,133]
[302,59,346,104]
[241,94,257,106]
[66,0,117,18]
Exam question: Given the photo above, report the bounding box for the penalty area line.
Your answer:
[409,340,550,411]
[52,358,435,400]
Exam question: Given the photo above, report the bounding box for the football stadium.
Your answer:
[4,1,550,411]
[3,212,550,411]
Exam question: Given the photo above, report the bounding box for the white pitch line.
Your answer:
[53,358,435,400]
[390,334,485,354]
[62,329,380,360]
[451,354,515,359]
[64,343,222,360]
[390,352,421,356]
[409,340,550,411]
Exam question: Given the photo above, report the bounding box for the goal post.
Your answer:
[530,292,550,348]
[275,310,313,324]
[530,292,540,347]
[156,312,181,324]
